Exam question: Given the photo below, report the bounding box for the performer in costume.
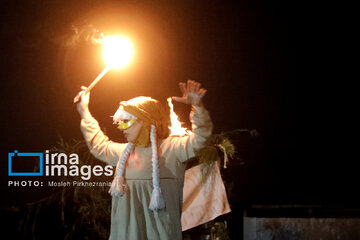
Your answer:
[75,80,212,240]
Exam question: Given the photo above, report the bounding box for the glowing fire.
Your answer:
[101,36,134,69]
[93,33,134,69]
[167,98,192,136]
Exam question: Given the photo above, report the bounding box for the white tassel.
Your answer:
[108,175,127,197]
[109,142,133,197]
[149,125,165,211]
[149,187,165,211]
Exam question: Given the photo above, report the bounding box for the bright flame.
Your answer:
[167,98,192,136]
[102,36,134,69]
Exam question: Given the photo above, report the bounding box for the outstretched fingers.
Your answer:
[186,80,203,94]
[173,80,207,105]
[171,96,187,104]
[188,79,195,92]
[194,82,201,93]
[179,82,187,95]
[198,88,207,98]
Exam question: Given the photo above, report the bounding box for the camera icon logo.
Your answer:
[8,150,43,176]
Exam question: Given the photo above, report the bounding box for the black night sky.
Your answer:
[0,0,354,239]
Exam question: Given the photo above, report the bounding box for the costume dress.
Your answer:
[80,106,212,240]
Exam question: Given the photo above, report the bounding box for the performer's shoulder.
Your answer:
[160,135,190,148]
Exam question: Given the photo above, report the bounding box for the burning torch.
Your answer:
[74,35,134,103]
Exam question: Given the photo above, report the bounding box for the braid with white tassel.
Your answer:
[149,125,165,210]
[109,142,134,197]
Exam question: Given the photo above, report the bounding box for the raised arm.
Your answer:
[169,80,213,162]
[74,87,126,166]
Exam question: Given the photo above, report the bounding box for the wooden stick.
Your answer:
[73,65,111,103]
[85,65,112,94]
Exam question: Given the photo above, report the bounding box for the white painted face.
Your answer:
[122,119,143,142]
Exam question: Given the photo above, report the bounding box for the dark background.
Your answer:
[0,0,348,239]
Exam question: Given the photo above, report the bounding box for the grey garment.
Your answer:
[80,106,213,240]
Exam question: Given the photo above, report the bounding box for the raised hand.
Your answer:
[74,86,90,117]
[172,80,207,107]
